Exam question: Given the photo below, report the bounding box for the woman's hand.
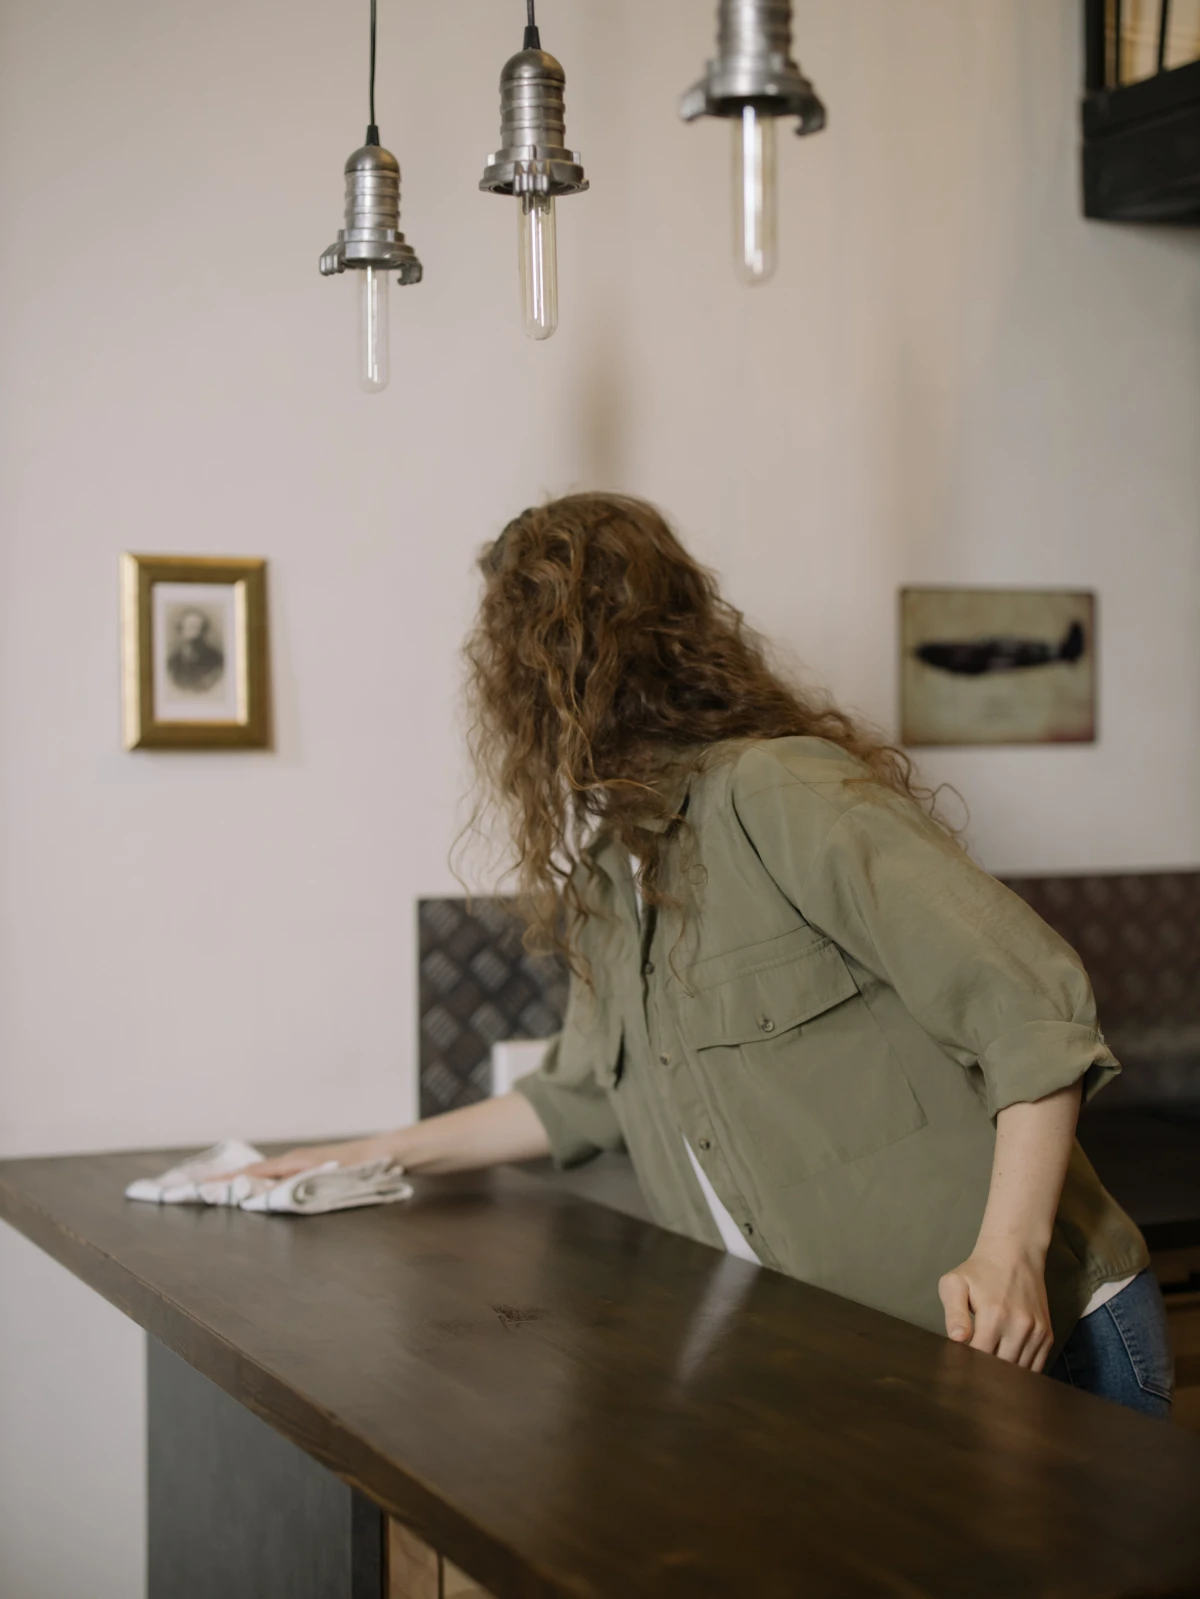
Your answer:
[940,1081,1082,1372]
[939,1247,1054,1371]
[228,1136,400,1182]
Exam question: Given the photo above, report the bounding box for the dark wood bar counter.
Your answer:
[3,1149,1200,1599]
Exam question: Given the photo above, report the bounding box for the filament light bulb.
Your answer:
[480,39,587,342]
[319,140,421,394]
[680,0,825,287]
[358,265,390,390]
[733,107,777,285]
[519,194,558,340]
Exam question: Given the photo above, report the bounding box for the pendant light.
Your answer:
[319,0,422,391]
[680,0,825,285]
[479,1,588,341]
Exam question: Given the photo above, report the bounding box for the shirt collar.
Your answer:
[584,763,694,909]
[630,757,696,833]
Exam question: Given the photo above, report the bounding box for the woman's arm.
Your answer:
[938,1081,1082,1369]
[733,764,1117,1369]
[232,1092,552,1181]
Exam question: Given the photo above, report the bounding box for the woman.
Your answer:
[246,493,1171,1416]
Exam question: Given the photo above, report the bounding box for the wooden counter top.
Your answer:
[3,1148,1200,1599]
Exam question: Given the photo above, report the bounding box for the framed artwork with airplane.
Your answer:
[900,587,1096,748]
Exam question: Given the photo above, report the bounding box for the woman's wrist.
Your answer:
[383,1121,436,1172]
[972,1221,1052,1264]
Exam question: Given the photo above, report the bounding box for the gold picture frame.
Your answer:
[121,554,270,750]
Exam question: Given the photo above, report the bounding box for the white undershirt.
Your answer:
[631,862,1129,1312]
[683,1137,760,1263]
[628,867,748,1257]
[1081,1272,1136,1316]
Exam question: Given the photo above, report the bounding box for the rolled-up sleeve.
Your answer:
[512,1031,626,1169]
[734,765,1119,1119]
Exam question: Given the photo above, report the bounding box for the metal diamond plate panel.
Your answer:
[417,898,568,1119]
[418,873,1200,1118]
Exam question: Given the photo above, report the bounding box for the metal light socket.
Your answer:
[479,49,588,198]
[680,0,825,132]
[319,142,422,281]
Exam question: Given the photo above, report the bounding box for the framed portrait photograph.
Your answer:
[900,587,1096,748]
[121,555,269,750]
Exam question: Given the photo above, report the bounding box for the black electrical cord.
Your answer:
[524,0,540,51]
[1159,0,1172,72]
[366,0,380,144]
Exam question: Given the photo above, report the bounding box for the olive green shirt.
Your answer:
[514,737,1148,1346]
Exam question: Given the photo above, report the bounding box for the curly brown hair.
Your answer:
[463,492,942,968]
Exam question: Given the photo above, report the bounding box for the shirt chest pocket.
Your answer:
[682,931,927,1186]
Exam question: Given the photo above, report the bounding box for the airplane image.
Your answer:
[914,621,1085,677]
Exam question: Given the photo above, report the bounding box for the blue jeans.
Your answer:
[1047,1268,1174,1419]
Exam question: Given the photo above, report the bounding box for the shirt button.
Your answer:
[743,1222,755,1236]
[697,1137,711,1152]
[759,1017,775,1033]
[658,1052,670,1065]
[643,961,655,975]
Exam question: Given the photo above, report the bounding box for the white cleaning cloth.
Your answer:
[124,1140,413,1215]
[239,1157,412,1214]
[124,1140,267,1204]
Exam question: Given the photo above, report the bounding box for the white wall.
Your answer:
[2,1,1198,1592]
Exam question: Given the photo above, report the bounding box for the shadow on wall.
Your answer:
[572,299,632,488]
